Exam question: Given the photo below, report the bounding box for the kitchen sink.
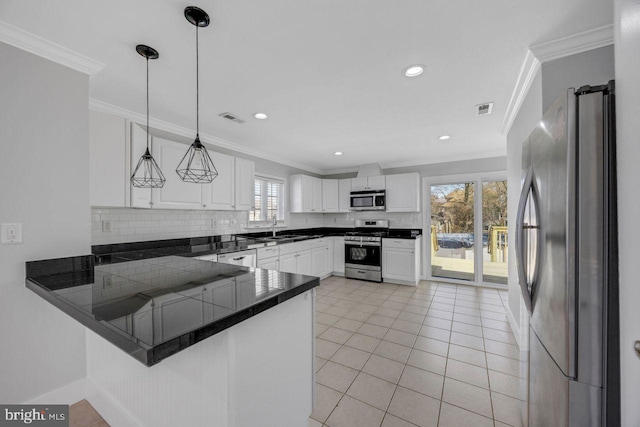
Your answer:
[263,234,306,241]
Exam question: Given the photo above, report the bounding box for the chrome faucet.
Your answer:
[272,214,277,237]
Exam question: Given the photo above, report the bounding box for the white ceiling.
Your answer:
[0,0,613,173]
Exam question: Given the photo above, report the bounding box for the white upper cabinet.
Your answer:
[338,179,351,212]
[322,179,339,213]
[234,158,255,211]
[89,111,127,207]
[130,123,153,208]
[204,151,235,210]
[385,172,420,212]
[290,174,322,213]
[351,175,386,191]
[152,137,205,210]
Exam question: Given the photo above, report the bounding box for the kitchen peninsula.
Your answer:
[26,249,318,427]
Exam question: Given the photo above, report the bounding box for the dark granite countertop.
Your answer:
[91,228,423,264]
[26,254,318,366]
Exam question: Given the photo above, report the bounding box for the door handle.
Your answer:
[232,256,246,261]
[516,168,535,313]
[634,341,640,359]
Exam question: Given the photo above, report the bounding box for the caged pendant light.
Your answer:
[131,45,166,188]
[176,6,218,184]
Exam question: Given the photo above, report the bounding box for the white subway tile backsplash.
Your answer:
[91,207,250,245]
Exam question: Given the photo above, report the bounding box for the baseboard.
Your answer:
[505,305,522,349]
[85,377,143,427]
[25,378,87,405]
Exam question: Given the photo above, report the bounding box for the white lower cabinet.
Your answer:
[279,253,297,274]
[257,238,332,278]
[333,237,345,274]
[296,250,312,275]
[382,237,421,285]
[258,257,278,270]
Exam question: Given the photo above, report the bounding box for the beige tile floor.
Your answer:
[69,400,109,427]
[310,276,526,427]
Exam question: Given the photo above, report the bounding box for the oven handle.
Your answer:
[345,242,381,247]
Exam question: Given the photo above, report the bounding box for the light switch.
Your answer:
[1,223,22,244]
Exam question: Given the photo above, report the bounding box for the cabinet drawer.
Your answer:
[382,238,416,250]
[257,246,280,258]
[311,237,330,248]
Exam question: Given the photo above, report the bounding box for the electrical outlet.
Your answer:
[102,220,112,233]
[1,223,22,244]
[211,219,217,228]
[103,276,113,289]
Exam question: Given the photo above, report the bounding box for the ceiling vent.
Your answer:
[476,102,494,116]
[218,112,245,124]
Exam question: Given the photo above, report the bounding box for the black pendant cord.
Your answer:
[146,54,151,153]
[195,24,200,138]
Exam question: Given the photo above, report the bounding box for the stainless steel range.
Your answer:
[344,219,389,282]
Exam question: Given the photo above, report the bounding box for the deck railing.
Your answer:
[488,226,508,262]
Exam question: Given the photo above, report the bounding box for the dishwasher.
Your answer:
[216,249,257,268]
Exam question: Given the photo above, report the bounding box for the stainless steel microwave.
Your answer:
[350,190,386,211]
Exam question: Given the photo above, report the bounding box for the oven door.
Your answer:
[345,242,381,269]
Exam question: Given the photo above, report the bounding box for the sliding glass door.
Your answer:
[428,177,508,285]
[430,183,475,281]
[482,181,508,284]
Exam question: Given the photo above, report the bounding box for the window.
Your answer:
[249,175,285,224]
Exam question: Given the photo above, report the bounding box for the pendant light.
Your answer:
[176,6,218,183]
[131,44,166,188]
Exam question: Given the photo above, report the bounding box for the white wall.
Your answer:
[541,45,615,112]
[0,42,89,402]
[614,1,640,424]
[506,71,542,335]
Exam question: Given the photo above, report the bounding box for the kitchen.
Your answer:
[1,1,639,427]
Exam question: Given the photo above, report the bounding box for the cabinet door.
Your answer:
[258,257,279,271]
[234,158,255,210]
[386,173,420,212]
[351,177,368,191]
[301,175,314,212]
[311,246,328,277]
[382,247,415,282]
[322,180,339,212]
[130,123,152,208]
[279,253,297,274]
[152,137,204,210]
[367,175,386,190]
[333,237,345,274]
[338,179,352,212]
[204,151,235,210]
[90,111,127,207]
[312,178,323,212]
[296,250,312,275]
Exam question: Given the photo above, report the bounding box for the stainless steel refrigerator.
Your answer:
[516,81,619,427]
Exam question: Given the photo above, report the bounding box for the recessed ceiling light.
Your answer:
[253,113,268,120]
[438,135,451,140]
[403,65,425,77]
[334,151,343,156]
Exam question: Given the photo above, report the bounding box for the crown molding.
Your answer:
[501,24,613,136]
[500,50,541,135]
[0,20,104,75]
[530,24,613,63]
[89,98,325,175]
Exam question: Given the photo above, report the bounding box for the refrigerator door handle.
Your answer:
[516,168,535,313]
